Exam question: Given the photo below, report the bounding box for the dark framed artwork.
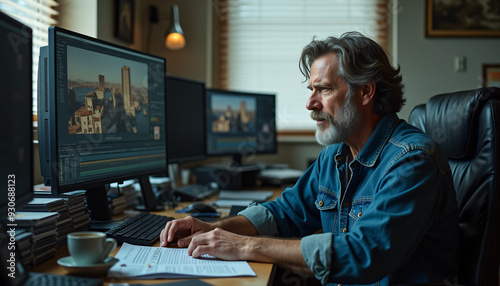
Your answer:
[482,64,500,87]
[115,0,134,43]
[425,0,500,37]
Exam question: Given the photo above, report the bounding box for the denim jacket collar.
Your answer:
[334,113,401,168]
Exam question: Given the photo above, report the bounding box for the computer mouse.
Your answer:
[185,203,217,213]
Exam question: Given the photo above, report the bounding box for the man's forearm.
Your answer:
[245,236,314,276]
[213,217,313,276]
[212,215,259,236]
[207,211,313,276]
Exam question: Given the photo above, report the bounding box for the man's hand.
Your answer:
[188,227,251,260]
[160,216,214,247]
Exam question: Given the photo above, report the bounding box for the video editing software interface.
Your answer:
[166,76,206,163]
[41,27,167,191]
[205,89,276,163]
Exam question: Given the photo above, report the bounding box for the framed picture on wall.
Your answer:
[426,0,500,37]
[482,64,500,87]
[115,0,134,43]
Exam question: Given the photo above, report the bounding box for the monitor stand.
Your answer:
[85,185,112,221]
[134,176,164,211]
[86,176,164,223]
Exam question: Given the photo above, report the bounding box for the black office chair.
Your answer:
[408,87,500,286]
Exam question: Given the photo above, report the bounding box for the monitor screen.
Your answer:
[166,76,206,164]
[38,26,167,219]
[205,89,276,165]
[0,12,33,219]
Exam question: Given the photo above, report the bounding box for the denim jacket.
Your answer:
[240,113,459,285]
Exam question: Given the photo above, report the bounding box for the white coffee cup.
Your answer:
[67,231,117,265]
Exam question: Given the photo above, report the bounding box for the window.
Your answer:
[0,0,59,113]
[216,0,389,131]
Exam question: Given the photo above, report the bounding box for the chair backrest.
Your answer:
[408,87,500,286]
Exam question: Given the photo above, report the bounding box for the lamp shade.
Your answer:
[165,32,185,50]
[165,4,185,50]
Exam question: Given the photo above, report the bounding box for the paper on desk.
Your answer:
[108,243,256,279]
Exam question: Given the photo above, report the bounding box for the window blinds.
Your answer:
[217,0,389,130]
[0,0,59,113]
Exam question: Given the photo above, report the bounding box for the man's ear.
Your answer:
[360,83,376,106]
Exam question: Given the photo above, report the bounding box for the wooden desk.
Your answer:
[30,188,283,285]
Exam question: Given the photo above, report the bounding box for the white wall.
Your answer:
[58,0,98,37]
[396,0,500,121]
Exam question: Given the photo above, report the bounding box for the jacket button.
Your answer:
[343,201,350,207]
[343,228,347,233]
[358,212,362,217]
[319,201,324,207]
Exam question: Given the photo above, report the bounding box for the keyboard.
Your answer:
[105,212,173,246]
[26,272,102,286]
[173,183,219,201]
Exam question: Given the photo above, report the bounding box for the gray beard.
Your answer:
[313,96,363,146]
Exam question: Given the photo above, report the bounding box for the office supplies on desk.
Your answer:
[176,204,221,221]
[108,243,256,279]
[211,199,254,208]
[184,203,217,213]
[105,212,173,246]
[173,183,219,201]
[259,168,304,185]
[218,190,273,203]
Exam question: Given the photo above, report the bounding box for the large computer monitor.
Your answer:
[0,11,33,219]
[205,88,276,166]
[37,26,168,220]
[166,75,206,164]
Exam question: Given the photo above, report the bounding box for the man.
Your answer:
[160,32,459,285]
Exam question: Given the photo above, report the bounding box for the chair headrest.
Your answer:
[424,87,500,159]
[408,104,426,132]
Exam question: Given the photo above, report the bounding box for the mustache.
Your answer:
[310,111,331,121]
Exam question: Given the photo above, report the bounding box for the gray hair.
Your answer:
[299,32,405,114]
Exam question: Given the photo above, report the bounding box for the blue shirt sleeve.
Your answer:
[301,233,333,284]
[238,203,279,237]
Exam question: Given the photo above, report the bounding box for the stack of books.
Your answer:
[14,212,59,266]
[108,193,127,215]
[33,185,92,233]
[19,197,73,247]
[109,180,138,209]
[15,229,33,269]
[56,190,91,232]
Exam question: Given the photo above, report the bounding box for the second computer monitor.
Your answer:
[205,88,276,166]
[166,76,206,164]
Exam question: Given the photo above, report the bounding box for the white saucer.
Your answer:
[57,256,119,277]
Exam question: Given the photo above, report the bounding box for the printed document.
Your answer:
[108,243,256,279]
